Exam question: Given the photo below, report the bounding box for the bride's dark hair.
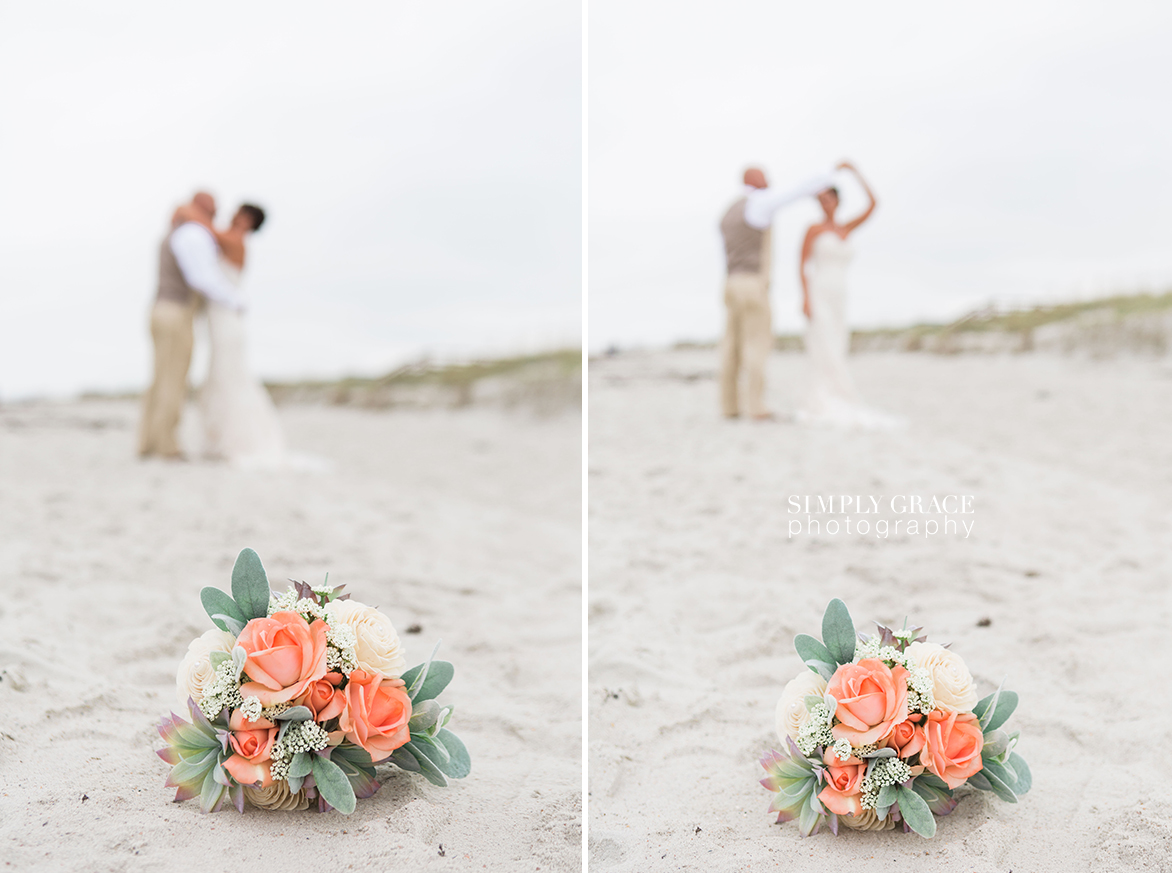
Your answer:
[239,203,266,231]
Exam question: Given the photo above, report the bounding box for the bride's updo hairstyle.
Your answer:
[239,203,266,232]
[817,187,839,216]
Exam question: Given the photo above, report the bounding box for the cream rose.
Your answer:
[327,599,406,679]
[905,642,977,713]
[175,628,237,707]
[839,809,896,831]
[243,781,311,811]
[775,670,828,743]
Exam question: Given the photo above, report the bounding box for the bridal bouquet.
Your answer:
[760,599,1029,837]
[157,549,470,814]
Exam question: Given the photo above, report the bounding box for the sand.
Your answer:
[588,348,1172,872]
[0,399,581,871]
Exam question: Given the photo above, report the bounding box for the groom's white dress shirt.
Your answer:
[169,222,242,309]
[741,172,837,230]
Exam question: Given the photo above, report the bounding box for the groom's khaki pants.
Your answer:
[720,272,772,418]
[138,299,196,457]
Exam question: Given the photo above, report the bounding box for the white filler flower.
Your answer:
[175,628,237,708]
[904,641,978,713]
[775,669,828,743]
[326,599,406,679]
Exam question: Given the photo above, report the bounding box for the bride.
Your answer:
[797,163,903,429]
[171,202,301,467]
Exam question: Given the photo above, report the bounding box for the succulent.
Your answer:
[157,698,241,813]
[759,738,837,836]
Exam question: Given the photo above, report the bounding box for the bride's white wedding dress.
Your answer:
[201,262,324,469]
[797,231,904,430]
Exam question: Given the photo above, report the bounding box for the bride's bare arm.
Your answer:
[217,228,246,268]
[841,164,877,235]
[799,226,819,319]
[171,204,246,267]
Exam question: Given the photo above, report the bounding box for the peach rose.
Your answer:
[339,669,412,762]
[827,659,910,746]
[886,716,926,760]
[920,709,984,789]
[297,671,347,722]
[237,611,329,706]
[817,748,866,817]
[223,709,278,788]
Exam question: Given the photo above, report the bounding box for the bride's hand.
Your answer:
[802,298,812,319]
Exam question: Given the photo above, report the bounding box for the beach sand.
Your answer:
[588,348,1172,872]
[0,399,581,871]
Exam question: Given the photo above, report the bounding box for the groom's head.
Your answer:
[232,204,266,233]
[743,167,768,189]
[192,191,217,218]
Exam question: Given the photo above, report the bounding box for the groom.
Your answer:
[138,191,243,459]
[718,165,838,420]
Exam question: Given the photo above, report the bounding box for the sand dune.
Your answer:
[588,349,1172,872]
[0,399,581,871]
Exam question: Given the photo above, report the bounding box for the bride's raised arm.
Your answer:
[840,163,877,235]
[170,204,245,267]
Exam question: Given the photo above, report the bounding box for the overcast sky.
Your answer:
[589,0,1172,350]
[0,1,581,399]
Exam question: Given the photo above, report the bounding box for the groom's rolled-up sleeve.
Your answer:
[169,223,242,308]
[743,171,838,229]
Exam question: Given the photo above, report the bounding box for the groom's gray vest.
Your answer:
[720,197,770,276]
[156,230,198,306]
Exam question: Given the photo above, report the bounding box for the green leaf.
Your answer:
[895,784,937,837]
[982,729,1011,760]
[794,634,835,672]
[201,587,245,634]
[821,599,856,666]
[289,752,313,779]
[389,747,422,773]
[1007,752,1032,795]
[966,771,994,792]
[974,687,1018,732]
[404,741,449,786]
[231,548,271,622]
[797,789,820,837]
[209,651,230,669]
[875,783,897,818]
[199,765,226,814]
[273,706,313,722]
[982,758,1018,788]
[401,660,455,703]
[311,754,357,814]
[915,772,950,792]
[976,763,1018,803]
[983,691,1018,732]
[434,729,471,779]
[804,659,835,681]
[911,775,958,816]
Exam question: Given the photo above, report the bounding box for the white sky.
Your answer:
[0,1,581,399]
[589,0,1172,350]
